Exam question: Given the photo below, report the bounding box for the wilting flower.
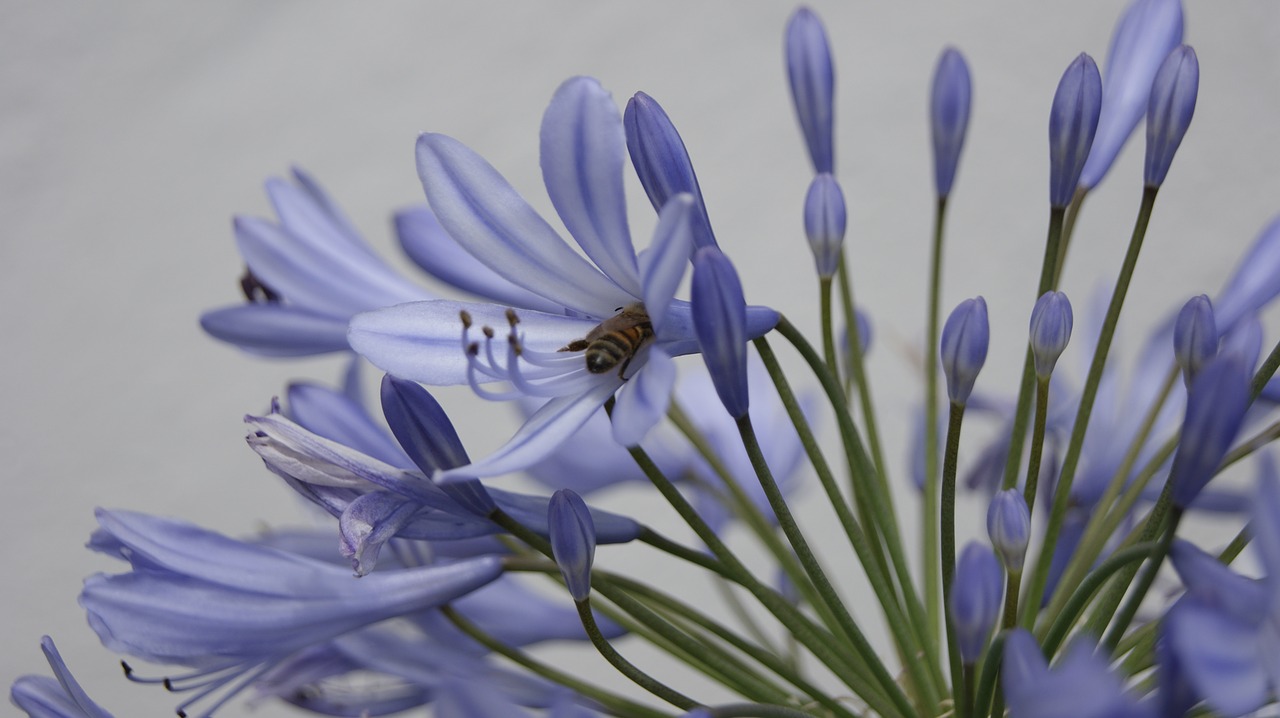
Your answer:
[350,76,777,481]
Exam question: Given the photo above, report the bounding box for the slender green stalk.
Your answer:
[1251,335,1280,400]
[837,257,890,488]
[971,632,1005,718]
[1052,187,1089,288]
[712,578,784,659]
[941,401,968,718]
[737,414,931,716]
[1021,186,1160,631]
[755,335,944,706]
[705,705,822,718]
[1021,378,1051,515]
[440,605,672,718]
[820,276,839,383]
[1039,543,1155,659]
[924,195,948,648]
[1099,508,1183,653]
[639,527,732,578]
[576,598,700,710]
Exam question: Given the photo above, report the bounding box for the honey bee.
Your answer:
[561,302,654,378]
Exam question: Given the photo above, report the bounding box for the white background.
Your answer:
[4,1,1279,715]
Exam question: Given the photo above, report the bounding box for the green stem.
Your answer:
[705,705,821,718]
[1052,187,1088,288]
[577,598,700,710]
[924,195,948,648]
[971,632,1005,718]
[1021,186,1160,631]
[941,401,967,718]
[839,258,891,489]
[820,276,839,383]
[440,605,672,718]
[1039,543,1156,658]
[639,527,732,578]
[1099,508,1182,653]
[1021,378,1051,516]
[1250,335,1280,401]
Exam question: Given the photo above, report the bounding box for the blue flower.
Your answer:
[785,6,836,174]
[79,510,504,716]
[930,47,973,199]
[1048,54,1102,208]
[349,77,777,480]
[1003,629,1154,718]
[950,542,1003,663]
[10,637,113,718]
[200,169,433,356]
[940,296,989,406]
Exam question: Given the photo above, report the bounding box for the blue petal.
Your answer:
[380,375,472,473]
[1164,599,1269,716]
[9,637,114,718]
[395,207,563,314]
[488,487,641,544]
[657,300,778,358]
[416,133,635,315]
[434,677,534,718]
[1169,539,1268,622]
[349,300,597,385]
[522,399,668,493]
[540,77,641,295]
[339,492,422,576]
[446,575,622,646]
[287,381,411,468]
[1214,214,1280,334]
[437,381,621,481]
[639,194,695,335]
[611,347,676,447]
[785,7,836,174]
[200,304,349,356]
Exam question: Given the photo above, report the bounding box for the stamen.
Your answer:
[239,268,280,304]
[459,310,472,329]
[506,308,519,327]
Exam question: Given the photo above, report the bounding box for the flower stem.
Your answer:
[924,195,948,649]
[1052,186,1089,288]
[971,631,1005,718]
[941,401,968,718]
[836,255,890,489]
[1039,542,1156,658]
[576,597,700,710]
[1098,508,1182,653]
[1020,186,1159,631]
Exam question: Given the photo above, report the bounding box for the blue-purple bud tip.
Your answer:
[624,92,718,250]
[940,296,989,406]
[987,489,1031,573]
[1048,53,1102,208]
[548,489,596,602]
[1170,353,1251,509]
[950,542,1004,663]
[1029,291,1073,379]
[785,6,835,174]
[930,47,972,199]
[1173,294,1217,385]
[1144,45,1198,188]
[692,247,750,419]
[803,173,846,278]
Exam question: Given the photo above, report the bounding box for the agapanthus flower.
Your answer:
[10,637,113,718]
[1003,630,1154,718]
[349,76,777,481]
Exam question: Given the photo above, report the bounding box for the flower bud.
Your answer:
[1144,45,1198,188]
[940,297,989,406]
[548,489,596,602]
[987,489,1031,573]
[1029,291,1073,379]
[803,173,846,278]
[1079,0,1184,190]
[692,247,750,419]
[1048,53,1102,208]
[785,7,835,174]
[949,542,1004,663]
[1173,295,1216,385]
[1170,354,1251,509]
[624,92,717,249]
[930,47,972,199]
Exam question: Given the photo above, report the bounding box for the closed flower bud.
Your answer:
[785,7,835,174]
[950,542,1004,663]
[1029,291,1073,379]
[930,47,973,199]
[549,489,596,602]
[803,173,846,278]
[1079,0,1184,190]
[940,297,989,406]
[692,247,750,419]
[1144,45,1198,188]
[624,92,717,249]
[1048,53,1102,208]
[1173,295,1216,385]
[987,490,1031,573]
[1170,354,1251,509]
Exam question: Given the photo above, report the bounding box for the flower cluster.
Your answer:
[14,1,1280,717]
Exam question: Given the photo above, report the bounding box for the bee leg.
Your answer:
[616,356,634,380]
[559,339,589,352]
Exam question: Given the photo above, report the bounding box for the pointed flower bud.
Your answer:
[1170,354,1251,509]
[803,173,846,278]
[1048,53,1102,208]
[785,7,835,174]
[1144,45,1198,188]
[1079,0,1184,190]
[1029,291,1073,379]
[549,489,596,602]
[987,489,1031,573]
[950,542,1004,663]
[692,247,750,419]
[1173,295,1216,385]
[930,47,973,199]
[940,296,989,407]
[624,92,717,249]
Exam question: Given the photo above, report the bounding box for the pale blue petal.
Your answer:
[287,167,369,255]
[349,300,596,385]
[611,348,676,447]
[339,492,422,576]
[1165,599,1268,717]
[395,207,563,314]
[416,133,634,315]
[438,381,621,481]
[540,77,641,295]
[522,400,658,492]
[287,382,410,468]
[1169,539,1267,622]
[434,678,533,718]
[266,176,373,261]
[200,304,349,356]
[9,637,114,718]
[1215,214,1280,333]
[487,487,641,544]
[656,300,778,357]
[639,194,695,335]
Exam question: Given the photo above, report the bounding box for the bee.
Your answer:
[561,302,653,378]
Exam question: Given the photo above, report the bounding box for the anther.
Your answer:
[467,342,480,356]
[482,326,495,339]
[121,660,134,677]
[239,268,280,304]
[164,677,175,691]
[506,308,520,326]
[459,310,472,328]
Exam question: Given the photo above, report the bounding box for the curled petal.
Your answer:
[288,381,409,468]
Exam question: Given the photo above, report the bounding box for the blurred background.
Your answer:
[4,1,1279,714]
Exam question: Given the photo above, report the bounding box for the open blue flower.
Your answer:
[349,76,777,481]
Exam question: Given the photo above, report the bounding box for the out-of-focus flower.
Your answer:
[941,297,989,406]
[1048,54,1102,208]
[1029,291,1074,380]
[1143,45,1199,188]
[1169,353,1251,509]
[1172,295,1216,385]
[930,47,972,199]
[950,543,1003,663]
[785,6,835,174]
[988,489,1031,573]
[10,637,113,718]
[803,173,846,278]
[1003,629,1154,718]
